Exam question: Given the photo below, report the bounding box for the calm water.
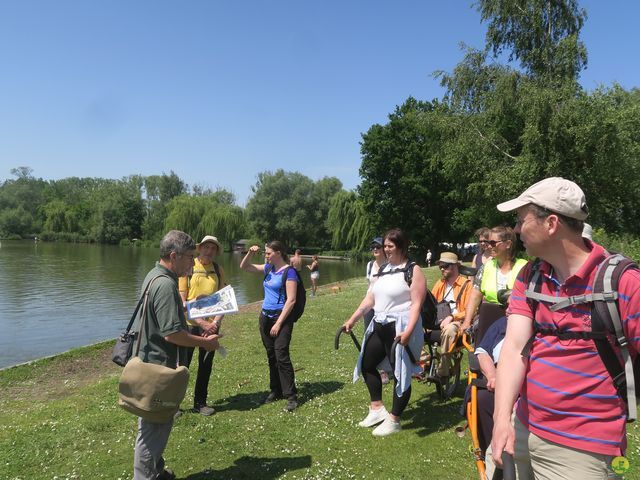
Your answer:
[0,240,365,369]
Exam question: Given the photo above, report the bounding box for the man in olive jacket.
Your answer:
[133,230,220,480]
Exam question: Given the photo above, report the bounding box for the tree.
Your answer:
[359,97,468,249]
[477,0,588,82]
[245,170,342,248]
[142,172,187,240]
[163,192,247,250]
[326,190,375,251]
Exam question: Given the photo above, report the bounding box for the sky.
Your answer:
[0,1,638,205]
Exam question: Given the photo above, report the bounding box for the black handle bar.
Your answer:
[499,452,516,480]
[334,326,361,351]
[391,338,417,364]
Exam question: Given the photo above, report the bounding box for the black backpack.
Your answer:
[374,261,437,329]
[265,265,307,322]
[524,253,640,422]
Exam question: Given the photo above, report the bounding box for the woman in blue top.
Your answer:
[240,241,299,412]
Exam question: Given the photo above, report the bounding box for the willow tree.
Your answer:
[326,190,375,251]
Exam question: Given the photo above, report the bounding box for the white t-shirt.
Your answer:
[371,263,412,317]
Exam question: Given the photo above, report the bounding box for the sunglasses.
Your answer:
[438,263,454,269]
[485,240,504,247]
[371,245,382,250]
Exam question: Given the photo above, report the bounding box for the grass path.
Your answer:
[1,269,639,479]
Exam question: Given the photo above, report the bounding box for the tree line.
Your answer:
[2,1,639,258]
[0,167,347,251]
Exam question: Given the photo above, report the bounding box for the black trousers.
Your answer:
[185,326,216,408]
[259,311,297,398]
[477,388,495,454]
[361,321,411,417]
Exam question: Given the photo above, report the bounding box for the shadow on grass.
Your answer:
[182,454,312,479]
[212,380,344,412]
[402,389,466,437]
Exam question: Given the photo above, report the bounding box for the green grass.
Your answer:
[1,267,639,479]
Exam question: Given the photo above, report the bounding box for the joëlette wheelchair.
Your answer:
[464,292,515,480]
[423,327,466,399]
[423,263,477,399]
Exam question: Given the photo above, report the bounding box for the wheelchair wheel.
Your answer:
[435,349,462,399]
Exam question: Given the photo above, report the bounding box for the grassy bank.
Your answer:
[1,269,639,479]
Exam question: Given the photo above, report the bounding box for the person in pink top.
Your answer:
[491,177,640,480]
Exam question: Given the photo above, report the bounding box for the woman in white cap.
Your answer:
[178,235,226,416]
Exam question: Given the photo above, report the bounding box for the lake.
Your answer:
[0,240,366,369]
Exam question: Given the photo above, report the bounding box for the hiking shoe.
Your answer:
[263,391,283,404]
[155,468,176,480]
[284,396,298,412]
[358,406,388,427]
[372,416,402,437]
[193,405,215,416]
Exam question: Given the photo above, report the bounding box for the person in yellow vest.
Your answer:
[461,226,527,332]
[178,235,226,416]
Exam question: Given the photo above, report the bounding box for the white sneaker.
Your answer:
[358,406,388,427]
[372,416,402,437]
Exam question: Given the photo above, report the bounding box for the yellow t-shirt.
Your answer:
[178,258,224,326]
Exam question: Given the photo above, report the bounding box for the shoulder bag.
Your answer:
[118,275,190,423]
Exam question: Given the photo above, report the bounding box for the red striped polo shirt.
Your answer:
[508,241,640,456]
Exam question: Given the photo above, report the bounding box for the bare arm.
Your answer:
[477,353,497,391]
[240,245,265,274]
[343,291,375,331]
[462,288,483,330]
[491,313,533,466]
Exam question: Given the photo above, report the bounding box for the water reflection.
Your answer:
[0,241,365,368]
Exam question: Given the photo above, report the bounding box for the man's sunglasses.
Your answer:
[438,263,454,269]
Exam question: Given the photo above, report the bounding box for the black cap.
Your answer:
[370,237,383,247]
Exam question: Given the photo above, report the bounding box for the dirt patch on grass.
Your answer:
[1,343,119,403]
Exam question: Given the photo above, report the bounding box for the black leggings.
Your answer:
[362,321,411,417]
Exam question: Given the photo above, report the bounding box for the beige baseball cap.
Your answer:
[496,177,589,220]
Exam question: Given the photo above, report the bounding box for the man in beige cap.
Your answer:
[491,177,640,479]
[429,252,472,379]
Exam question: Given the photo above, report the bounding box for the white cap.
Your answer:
[496,177,589,220]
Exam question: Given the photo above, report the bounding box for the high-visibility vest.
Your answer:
[481,258,528,304]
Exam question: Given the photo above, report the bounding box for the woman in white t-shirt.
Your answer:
[343,229,426,437]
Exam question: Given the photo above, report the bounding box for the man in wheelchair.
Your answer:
[427,252,473,382]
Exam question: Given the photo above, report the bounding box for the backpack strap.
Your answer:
[277,266,301,304]
[591,254,638,421]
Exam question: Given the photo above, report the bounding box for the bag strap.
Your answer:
[124,274,166,334]
[277,266,301,303]
[133,274,171,358]
[591,254,638,421]
[455,279,471,303]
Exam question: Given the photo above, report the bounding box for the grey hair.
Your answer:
[159,230,195,259]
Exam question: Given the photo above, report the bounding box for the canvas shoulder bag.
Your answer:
[118,275,190,423]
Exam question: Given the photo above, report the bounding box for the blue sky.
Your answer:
[0,1,637,205]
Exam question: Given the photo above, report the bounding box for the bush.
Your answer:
[592,229,640,262]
